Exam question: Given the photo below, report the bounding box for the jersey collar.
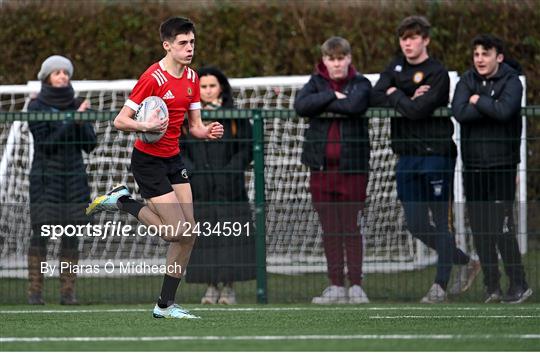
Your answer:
[159,59,186,79]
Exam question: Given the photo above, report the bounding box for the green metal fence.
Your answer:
[0,107,539,304]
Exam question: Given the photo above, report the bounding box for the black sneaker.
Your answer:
[484,288,503,303]
[502,286,533,304]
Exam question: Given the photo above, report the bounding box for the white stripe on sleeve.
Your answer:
[125,99,139,111]
[189,102,201,110]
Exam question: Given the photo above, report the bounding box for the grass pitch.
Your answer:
[1,304,539,351]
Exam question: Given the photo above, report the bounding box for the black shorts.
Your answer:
[131,147,189,199]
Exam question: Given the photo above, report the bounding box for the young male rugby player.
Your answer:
[87,17,223,318]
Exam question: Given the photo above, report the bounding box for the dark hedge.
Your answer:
[1,1,538,102]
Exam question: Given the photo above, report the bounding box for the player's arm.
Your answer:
[113,105,168,133]
[187,109,224,139]
[114,74,168,133]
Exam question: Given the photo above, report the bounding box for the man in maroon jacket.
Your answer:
[294,36,371,304]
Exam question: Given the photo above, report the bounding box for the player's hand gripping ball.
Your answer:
[135,96,168,143]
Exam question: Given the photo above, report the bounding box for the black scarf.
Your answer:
[37,83,78,110]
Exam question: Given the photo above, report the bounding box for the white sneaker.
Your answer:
[348,285,370,304]
[152,303,200,319]
[201,285,220,304]
[448,259,481,295]
[218,286,237,305]
[484,288,503,303]
[420,283,447,304]
[312,285,347,304]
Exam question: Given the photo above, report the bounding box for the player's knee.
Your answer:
[158,221,195,243]
[159,224,182,242]
[184,216,196,227]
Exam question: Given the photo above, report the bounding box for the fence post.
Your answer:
[517,76,527,254]
[252,109,268,304]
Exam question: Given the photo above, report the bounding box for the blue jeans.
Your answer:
[396,156,469,288]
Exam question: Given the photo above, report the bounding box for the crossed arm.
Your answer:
[452,76,522,123]
[294,77,371,117]
[373,71,449,120]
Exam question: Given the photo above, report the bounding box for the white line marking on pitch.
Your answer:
[2,334,540,343]
[370,315,540,319]
[1,306,539,314]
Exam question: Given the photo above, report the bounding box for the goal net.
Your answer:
[0,73,525,277]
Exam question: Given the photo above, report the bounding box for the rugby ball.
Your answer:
[135,96,168,143]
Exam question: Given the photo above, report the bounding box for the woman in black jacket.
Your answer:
[183,67,255,304]
[27,55,96,305]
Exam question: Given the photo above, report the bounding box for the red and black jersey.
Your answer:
[125,60,201,157]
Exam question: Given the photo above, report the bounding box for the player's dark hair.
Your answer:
[321,36,351,57]
[160,17,195,42]
[198,66,234,108]
[397,15,431,39]
[472,34,505,55]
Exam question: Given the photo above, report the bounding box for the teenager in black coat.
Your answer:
[452,34,532,303]
[371,17,479,303]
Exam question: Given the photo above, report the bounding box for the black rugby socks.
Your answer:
[117,195,145,219]
[157,275,181,308]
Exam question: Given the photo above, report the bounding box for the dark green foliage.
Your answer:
[1,1,538,102]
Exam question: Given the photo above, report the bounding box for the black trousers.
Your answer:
[463,165,527,291]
